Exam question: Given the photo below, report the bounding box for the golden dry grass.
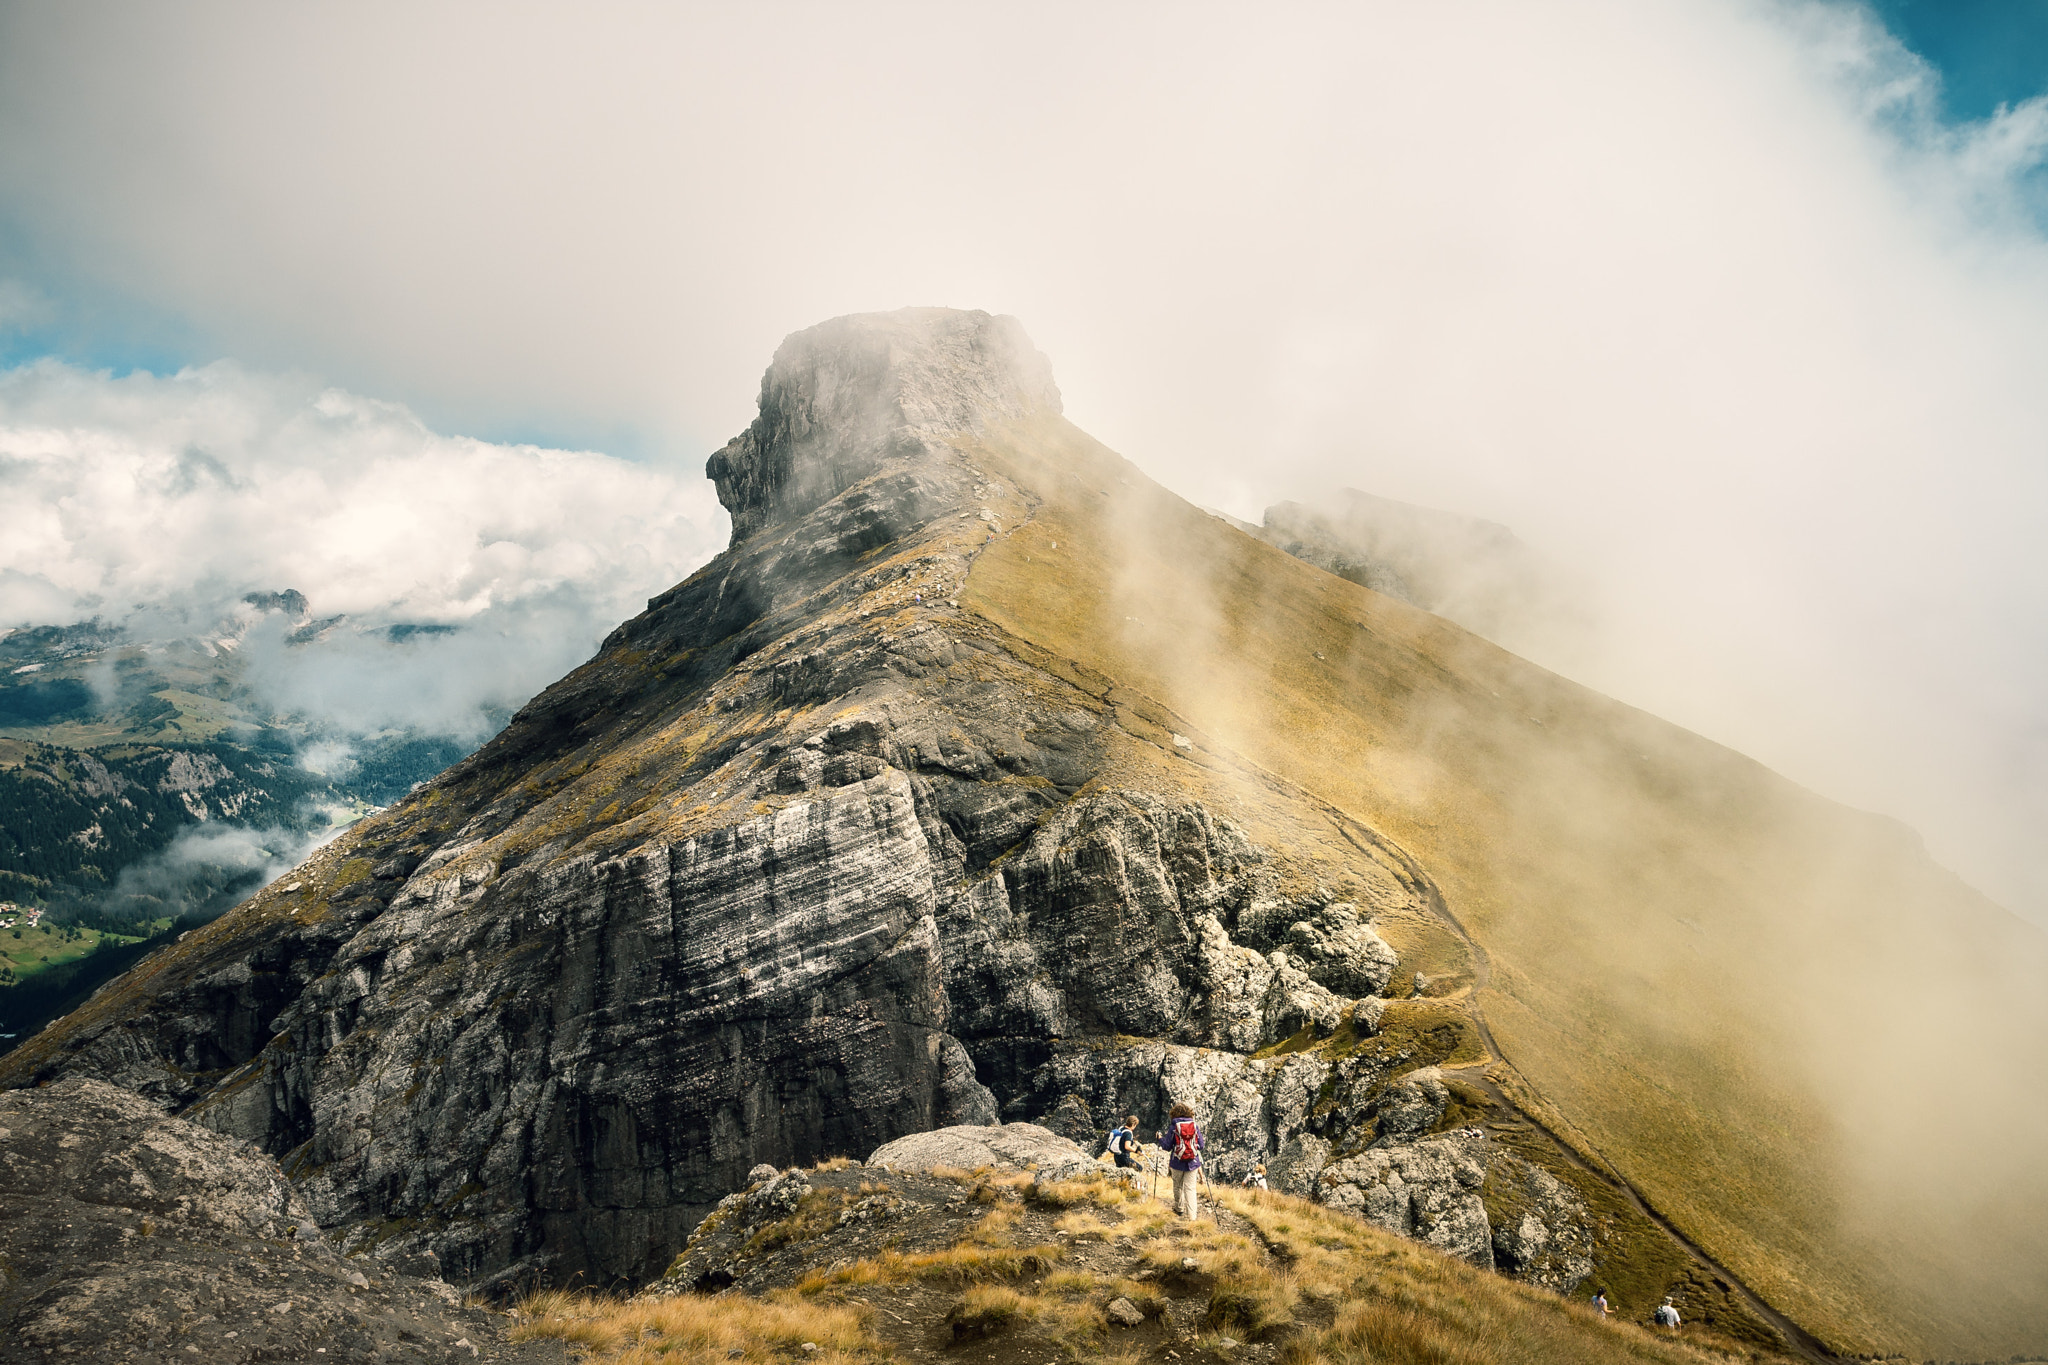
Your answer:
[957,415,2048,1357]
[951,1280,1110,1348]
[509,1286,876,1365]
[515,1174,1789,1365]
[794,1241,1064,1292]
[1209,1187,1784,1365]
[1052,1210,1120,1242]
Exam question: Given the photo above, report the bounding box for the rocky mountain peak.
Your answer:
[707,307,1060,544]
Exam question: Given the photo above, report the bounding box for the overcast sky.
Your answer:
[2,0,2047,925]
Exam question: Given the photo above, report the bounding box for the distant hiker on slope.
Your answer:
[1241,1163,1268,1193]
[1156,1103,1206,1220]
[1654,1298,1681,1330]
[1591,1289,1611,1319]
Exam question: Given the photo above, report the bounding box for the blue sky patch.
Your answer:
[1871,0,2048,120]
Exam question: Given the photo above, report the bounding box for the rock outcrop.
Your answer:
[0,1078,541,1362]
[868,1122,1092,1178]
[1484,1152,1597,1291]
[1316,1129,1495,1267]
[707,308,1060,544]
[0,307,1555,1299]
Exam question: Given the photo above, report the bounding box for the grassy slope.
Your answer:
[956,417,2048,1358]
[0,921,152,983]
[518,1168,1777,1365]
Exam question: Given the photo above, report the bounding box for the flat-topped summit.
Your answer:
[707,308,1060,544]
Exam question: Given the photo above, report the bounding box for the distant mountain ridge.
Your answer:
[0,599,495,1044]
[1216,490,1592,668]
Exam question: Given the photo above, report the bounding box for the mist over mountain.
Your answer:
[3,4,2048,1359]
[1217,492,1595,674]
[5,3,2046,931]
[8,310,2041,1362]
[0,361,726,1036]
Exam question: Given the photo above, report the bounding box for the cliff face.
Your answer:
[8,308,2044,1360]
[0,310,1484,1298]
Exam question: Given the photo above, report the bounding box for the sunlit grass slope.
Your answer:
[957,416,2048,1358]
[516,1170,1776,1365]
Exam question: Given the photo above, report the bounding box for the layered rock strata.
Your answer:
[0,308,1569,1296]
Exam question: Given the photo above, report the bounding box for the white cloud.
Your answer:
[0,360,725,736]
[0,0,2044,926]
[93,819,345,923]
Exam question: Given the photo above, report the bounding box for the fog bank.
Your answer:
[0,360,726,739]
[1,1,2046,923]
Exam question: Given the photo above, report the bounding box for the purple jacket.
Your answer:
[1158,1121,1205,1171]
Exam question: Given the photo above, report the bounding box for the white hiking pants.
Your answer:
[1172,1167,1200,1221]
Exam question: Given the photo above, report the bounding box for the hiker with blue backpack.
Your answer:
[1156,1102,1206,1220]
[1105,1114,1142,1185]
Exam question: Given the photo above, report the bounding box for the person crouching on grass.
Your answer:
[1156,1102,1205,1220]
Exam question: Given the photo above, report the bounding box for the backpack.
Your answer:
[1171,1117,1199,1162]
[1106,1127,1131,1157]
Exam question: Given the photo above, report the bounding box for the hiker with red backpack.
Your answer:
[1155,1102,1206,1220]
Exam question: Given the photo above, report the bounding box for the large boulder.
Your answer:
[868,1122,1095,1181]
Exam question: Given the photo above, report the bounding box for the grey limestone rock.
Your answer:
[5,307,1448,1298]
[1318,1129,1495,1268]
[658,1168,815,1294]
[749,1169,813,1224]
[1280,901,1399,998]
[867,1121,1091,1176]
[1373,1067,1451,1145]
[0,1078,508,1361]
[0,1076,319,1244]
[1040,1092,1100,1148]
[1270,1133,1334,1197]
[1486,1152,1597,1292]
[707,308,1059,544]
[1031,1155,1103,1186]
[184,765,1005,1291]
